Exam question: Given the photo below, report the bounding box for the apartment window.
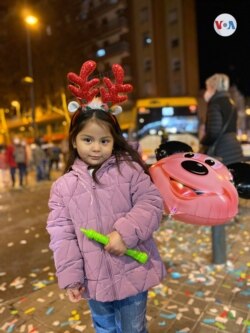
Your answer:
[103,40,110,47]
[168,9,178,24]
[172,59,181,71]
[172,82,182,95]
[171,37,179,48]
[102,17,108,26]
[140,7,149,23]
[88,22,95,31]
[143,32,152,47]
[116,8,126,17]
[144,59,152,72]
[144,81,153,95]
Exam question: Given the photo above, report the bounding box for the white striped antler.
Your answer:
[67,60,100,103]
[100,64,133,105]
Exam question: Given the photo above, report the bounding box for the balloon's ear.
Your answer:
[155,140,193,161]
[227,162,250,199]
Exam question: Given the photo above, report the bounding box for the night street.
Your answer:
[1,0,250,332]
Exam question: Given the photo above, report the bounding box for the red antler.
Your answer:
[100,64,133,104]
[67,60,100,102]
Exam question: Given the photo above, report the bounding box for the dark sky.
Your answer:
[195,0,250,96]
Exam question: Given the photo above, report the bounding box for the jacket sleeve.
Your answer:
[200,103,223,146]
[46,180,85,289]
[113,165,163,248]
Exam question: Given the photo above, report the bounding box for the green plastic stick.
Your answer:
[80,228,148,264]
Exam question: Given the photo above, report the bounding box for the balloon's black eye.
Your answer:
[205,159,216,166]
[184,153,194,158]
[181,160,208,175]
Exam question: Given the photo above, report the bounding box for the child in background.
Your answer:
[46,61,166,333]
[0,145,9,190]
[5,139,17,188]
[13,139,27,187]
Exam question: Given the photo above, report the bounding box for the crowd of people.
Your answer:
[0,137,65,191]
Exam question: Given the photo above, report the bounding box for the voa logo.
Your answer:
[214,13,237,37]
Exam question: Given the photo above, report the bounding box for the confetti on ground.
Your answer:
[24,307,36,314]
[9,277,26,289]
[0,188,249,332]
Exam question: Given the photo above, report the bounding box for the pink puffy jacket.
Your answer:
[47,157,166,302]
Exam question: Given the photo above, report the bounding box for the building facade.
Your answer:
[0,0,199,143]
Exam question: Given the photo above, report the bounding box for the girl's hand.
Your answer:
[66,285,85,303]
[105,231,127,256]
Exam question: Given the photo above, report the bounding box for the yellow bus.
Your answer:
[134,97,199,164]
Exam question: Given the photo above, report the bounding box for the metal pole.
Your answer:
[211,225,227,265]
[26,26,37,137]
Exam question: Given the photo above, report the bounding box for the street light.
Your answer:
[24,14,38,137]
[11,100,21,118]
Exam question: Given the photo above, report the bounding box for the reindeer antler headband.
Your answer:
[67,60,133,115]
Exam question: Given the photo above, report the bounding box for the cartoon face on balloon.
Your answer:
[150,152,238,225]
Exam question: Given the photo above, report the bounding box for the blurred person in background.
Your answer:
[32,138,47,181]
[200,73,243,166]
[22,139,32,169]
[21,139,32,185]
[47,144,62,177]
[0,145,9,190]
[6,138,18,188]
[14,138,28,188]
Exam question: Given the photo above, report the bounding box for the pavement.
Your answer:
[0,173,250,333]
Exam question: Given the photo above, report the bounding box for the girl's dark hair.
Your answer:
[64,108,149,181]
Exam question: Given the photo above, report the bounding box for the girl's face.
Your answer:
[73,119,114,166]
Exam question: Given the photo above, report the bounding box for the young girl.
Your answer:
[46,61,166,333]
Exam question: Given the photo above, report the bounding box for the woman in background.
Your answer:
[200,73,243,165]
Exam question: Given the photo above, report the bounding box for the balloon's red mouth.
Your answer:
[170,177,204,198]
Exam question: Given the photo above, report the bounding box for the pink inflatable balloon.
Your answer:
[149,152,238,225]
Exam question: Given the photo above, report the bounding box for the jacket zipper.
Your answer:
[91,180,117,300]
